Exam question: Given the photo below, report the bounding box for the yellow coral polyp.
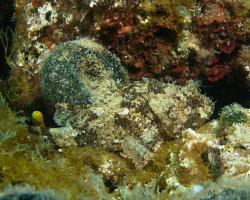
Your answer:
[32,110,45,127]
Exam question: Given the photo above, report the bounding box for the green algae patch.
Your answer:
[0,151,89,199]
[0,68,40,109]
[0,92,148,199]
[178,141,211,185]
[122,141,182,191]
[150,141,181,173]
[0,92,221,198]
[0,93,111,199]
[0,132,109,199]
[61,146,130,184]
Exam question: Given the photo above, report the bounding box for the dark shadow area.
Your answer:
[201,66,250,118]
[0,0,16,80]
[154,28,177,43]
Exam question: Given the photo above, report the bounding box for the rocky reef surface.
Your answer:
[0,0,250,200]
[39,38,214,168]
[1,36,250,199]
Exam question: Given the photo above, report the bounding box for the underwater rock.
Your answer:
[219,103,248,126]
[235,45,250,83]
[50,126,79,147]
[52,80,214,168]
[171,176,250,200]
[215,104,250,176]
[178,103,250,180]
[40,38,129,106]
[179,128,222,182]
[0,184,62,200]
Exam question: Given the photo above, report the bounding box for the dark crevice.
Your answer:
[0,0,16,80]
[201,66,250,118]
[154,28,177,43]
[103,177,117,193]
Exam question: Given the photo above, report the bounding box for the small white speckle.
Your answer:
[186,128,197,136]
[64,14,73,24]
[112,139,121,144]
[191,185,204,193]
[212,120,220,131]
[198,107,208,119]
[92,107,104,116]
[89,1,96,7]
[119,107,129,116]
[244,65,250,72]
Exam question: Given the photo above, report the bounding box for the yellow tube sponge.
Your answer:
[31,111,45,127]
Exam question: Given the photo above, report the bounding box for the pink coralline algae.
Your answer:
[205,64,229,82]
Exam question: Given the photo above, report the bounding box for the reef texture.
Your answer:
[0,184,62,200]
[172,176,250,200]
[1,0,250,108]
[178,103,250,185]
[1,91,250,200]
[0,0,250,200]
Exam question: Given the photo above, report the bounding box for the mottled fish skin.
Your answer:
[52,79,214,168]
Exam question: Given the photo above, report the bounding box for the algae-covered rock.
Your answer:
[177,103,250,183]
[219,103,248,126]
[49,126,79,147]
[171,176,250,200]
[40,38,129,106]
[0,184,62,200]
